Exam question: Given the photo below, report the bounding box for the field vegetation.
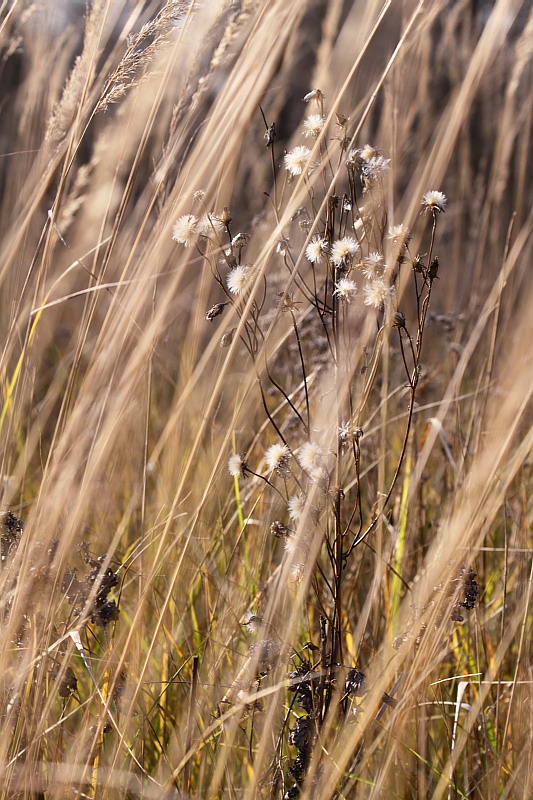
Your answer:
[0,0,531,798]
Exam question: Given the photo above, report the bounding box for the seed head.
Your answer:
[305,237,329,263]
[362,251,384,278]
[220,329,236,347]
[271,520,292,539]
[276,237,291,255]
[331,236,359,266]
[363,278,393,310]
[218,206,232,225]
[231,232,250,249]
[362,155,390,181]
[172,214,198,246]
[358,143,377,161]
[284,146,312,177]
[198,213,224,236]
[303,114,325,138]
[264,443,291,475]
[333,278,358,303]
[227,265,254,295]
[298,441,324,475]
[228,454,246,478]
[422,190,447,213]
[387,224,410,246]
[287,494,306,522]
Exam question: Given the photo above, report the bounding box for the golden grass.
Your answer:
[0,0,531,798]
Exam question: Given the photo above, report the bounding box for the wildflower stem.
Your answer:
[289,310,310,433]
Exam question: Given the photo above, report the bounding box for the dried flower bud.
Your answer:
[218,206,232,225]
[412,254,425,273]
[220,329,236,347]
[303,88,324,103]
[393,311,406,328]
[271,520,292,539]
[276,237,291,255]
[231,232,250,248]
[428,258,439,281]
[264,122,275,148]
[205,302,227,322]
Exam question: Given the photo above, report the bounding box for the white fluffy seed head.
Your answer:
[362,155,390,180]
[228,454,245,477]
[359,143,377,161]
[305,237,329,263]
[287,494,306,521]
[422,190,447,212]
[227,265,254,295]
[387,224,409,245]
[333,278,358,302]
[298,441,324,473]
[363,278,393,309]
[264,443,291,473]
[303,114,325,138]
[172,214,198,246]
[284,146,312,176]
[198,213,224,236]
[362,251,384,278]
[331,237,359,266]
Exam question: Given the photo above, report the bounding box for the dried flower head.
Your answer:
[305,237,329,264]
[359,143,377,161]
[387,224,410,246]
[218,206,232,225]
[264,443,291,475]
[231,232,250,249]
[333,278,358,302]
[198,213,224,237]
[227,265,254,295]
[172,214,198,246]
[303,114,325,138]
[339,422,363,445]
[363,278,393,309]
[228,454,246,478]
[422,190,447,213]
[331,236,359,266]
[362,251,384,278]
[288,494,306,522]
[271,520,292,539]
[362,155,391,181]
[276,237,291,255]
[303,88,324,103]
[298,441,324,474]
[284,146,312,177]
[205,302,227,322]
[345,149,360,167]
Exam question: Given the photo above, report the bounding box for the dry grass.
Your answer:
[0,1,531,798]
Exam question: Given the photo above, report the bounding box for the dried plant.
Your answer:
[0,1,531,799]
